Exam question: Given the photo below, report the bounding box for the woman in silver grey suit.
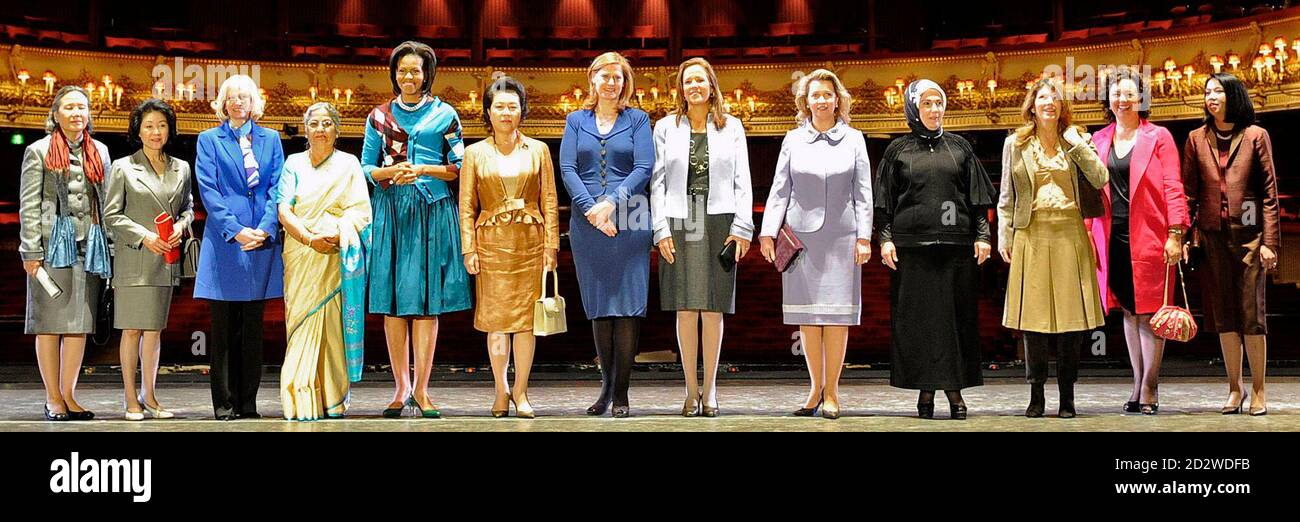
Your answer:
[651,57,753,417]
[18,85,113,421]
[103,99,193,421]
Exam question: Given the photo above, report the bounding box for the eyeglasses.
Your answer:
[306,120,336,130]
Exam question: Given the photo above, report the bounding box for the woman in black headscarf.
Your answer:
[875,79,996,420]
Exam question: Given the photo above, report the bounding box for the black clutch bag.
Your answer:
[718,241,737,272]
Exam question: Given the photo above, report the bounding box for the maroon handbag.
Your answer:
[774,223,805,273]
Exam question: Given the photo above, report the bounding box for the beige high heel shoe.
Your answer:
[141,394,174,419]
[1249,390,1267,416]
[511,390,535,419]
[681,392,701,417]
[124,398,145,422]
[492,392,511,418]
[1221,390,1246,415]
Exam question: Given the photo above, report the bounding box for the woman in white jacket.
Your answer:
[651,57,753,418]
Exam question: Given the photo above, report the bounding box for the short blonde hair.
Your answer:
[211,74,266,122]
[794,69,852,123]
[581,52,634,111]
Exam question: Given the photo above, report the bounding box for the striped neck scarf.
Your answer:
[234,122,260,188]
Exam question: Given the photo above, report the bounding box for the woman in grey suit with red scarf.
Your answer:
[19,85,112,421]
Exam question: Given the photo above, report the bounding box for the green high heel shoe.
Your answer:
[410,396,441,419]
[382,395,410,418]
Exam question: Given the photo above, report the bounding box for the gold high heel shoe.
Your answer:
[821,395,841,419]
[491,392,511,418]
[681,392,701,417]
[701,393,719,417]
[511,390,535,419]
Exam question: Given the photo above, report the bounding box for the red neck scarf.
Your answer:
[46,129,105,184]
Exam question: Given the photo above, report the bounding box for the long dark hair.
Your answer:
[1203,72,1255,128]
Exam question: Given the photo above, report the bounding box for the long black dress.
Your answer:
[875,132,996,390]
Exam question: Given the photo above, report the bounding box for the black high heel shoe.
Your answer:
[1221,392,1247,415]
[44,403,68,421]
[944,391,967,420]
[66,407,94,421]
[586,397,611,416]
[917,391,935,419]
[950,403,968,420]
[794,391,824,417]
[612,405,630,418]
[1123,401,1140,413]
[1140,403,1158,415]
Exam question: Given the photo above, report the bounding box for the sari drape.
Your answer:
[279,151,372,420]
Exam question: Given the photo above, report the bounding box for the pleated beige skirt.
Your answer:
[1003,210,1105,333]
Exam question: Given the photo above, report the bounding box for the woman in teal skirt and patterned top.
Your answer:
[361,41,472,418]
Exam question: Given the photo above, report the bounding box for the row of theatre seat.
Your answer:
[1,24,92,47]
[291,43,866,64]
[104,37,221,54]
[3,25,221,55]
[931,16,1209,51]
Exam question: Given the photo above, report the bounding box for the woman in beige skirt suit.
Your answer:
[460,76,560,419]
[998,78,1108,419]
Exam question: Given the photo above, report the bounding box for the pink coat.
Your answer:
[1087,120,1190,315]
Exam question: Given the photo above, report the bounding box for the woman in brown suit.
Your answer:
[460,76,559,418]
[1182,72,1279,416]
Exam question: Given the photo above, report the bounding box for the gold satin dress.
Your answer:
[459,134,560,333]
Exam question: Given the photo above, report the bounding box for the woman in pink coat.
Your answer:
[1087,70,1189,415]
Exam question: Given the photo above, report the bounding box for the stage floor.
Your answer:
[1,378,1296,432]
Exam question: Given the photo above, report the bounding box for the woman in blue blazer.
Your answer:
[559,52,654,418]
[194,74,285,420]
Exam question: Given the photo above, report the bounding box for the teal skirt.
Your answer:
[367,185,472,316]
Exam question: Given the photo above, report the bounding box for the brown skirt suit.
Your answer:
[1181,125,1279,335]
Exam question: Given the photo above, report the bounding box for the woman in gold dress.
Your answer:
[460,76,560,418]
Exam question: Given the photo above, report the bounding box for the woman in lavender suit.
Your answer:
[759,69,873,420]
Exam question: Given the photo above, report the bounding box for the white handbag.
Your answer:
[532,268,567,336]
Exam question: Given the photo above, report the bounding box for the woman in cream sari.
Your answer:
[276,102,372,420]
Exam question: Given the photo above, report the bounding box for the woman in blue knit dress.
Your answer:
[361,41,472,418]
